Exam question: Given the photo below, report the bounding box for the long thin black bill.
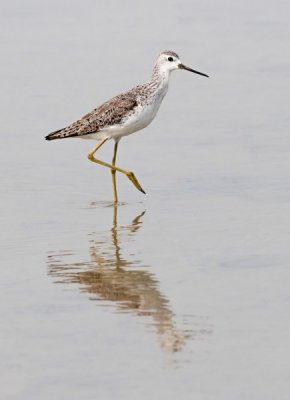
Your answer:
[179,63,209,78]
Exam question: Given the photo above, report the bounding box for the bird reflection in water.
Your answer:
[47,205,212,352]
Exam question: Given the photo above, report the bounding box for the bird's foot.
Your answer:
[126,172,146,194]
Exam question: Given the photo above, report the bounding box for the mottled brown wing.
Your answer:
[45,93,138,140]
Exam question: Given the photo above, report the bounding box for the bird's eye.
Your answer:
[168,57,174,62]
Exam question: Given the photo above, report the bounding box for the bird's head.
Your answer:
[156,50,209,78]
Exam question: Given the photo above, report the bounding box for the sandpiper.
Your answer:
[45,50,208,203]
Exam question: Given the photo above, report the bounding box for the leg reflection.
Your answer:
[47,206,212,352]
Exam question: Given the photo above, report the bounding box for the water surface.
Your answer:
[1,1,290,399]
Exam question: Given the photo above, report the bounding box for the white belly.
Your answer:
[106,102,160,140]
[82,92,166,141]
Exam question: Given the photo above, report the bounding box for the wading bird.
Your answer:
[45,50,208,202]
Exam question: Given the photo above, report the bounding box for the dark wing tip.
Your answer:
[45,129,62,141]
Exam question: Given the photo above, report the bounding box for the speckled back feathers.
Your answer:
[45,50,177,141]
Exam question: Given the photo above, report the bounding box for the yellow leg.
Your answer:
[87,139,146,195]
[111,141,118,203]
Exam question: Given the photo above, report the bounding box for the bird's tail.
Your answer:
[45,129,64,141]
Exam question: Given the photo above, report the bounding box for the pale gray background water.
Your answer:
[1,1,290,399]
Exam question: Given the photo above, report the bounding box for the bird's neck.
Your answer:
[150,64,170,94]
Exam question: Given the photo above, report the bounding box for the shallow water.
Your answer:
[1,1,290,399]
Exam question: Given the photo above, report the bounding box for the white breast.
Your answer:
[83,80,169,141]
[125,84,169,132]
